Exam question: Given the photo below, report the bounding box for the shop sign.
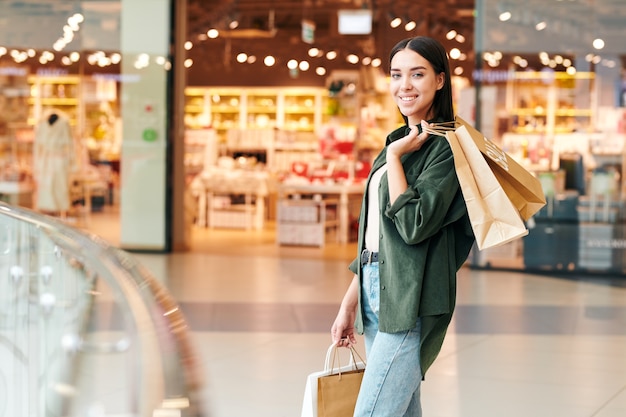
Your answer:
[302,19,315,44]
[584,239,626,249]
[0,67,27,76]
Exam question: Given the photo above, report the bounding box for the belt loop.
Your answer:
[368,250,372,264]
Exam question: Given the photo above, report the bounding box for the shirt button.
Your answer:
[381,285,386,290]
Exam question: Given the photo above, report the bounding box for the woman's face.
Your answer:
[389,48,444,126]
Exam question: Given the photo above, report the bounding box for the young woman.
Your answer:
[331,36,475,416]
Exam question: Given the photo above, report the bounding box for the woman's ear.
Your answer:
[436,72,445,90]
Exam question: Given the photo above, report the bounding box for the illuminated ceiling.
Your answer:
[185,0,477,86]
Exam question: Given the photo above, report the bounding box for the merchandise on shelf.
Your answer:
[507,71,595,135]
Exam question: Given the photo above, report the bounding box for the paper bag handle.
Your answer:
[324,343,366,374]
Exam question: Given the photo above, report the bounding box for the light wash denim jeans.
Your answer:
[354,262,423,417]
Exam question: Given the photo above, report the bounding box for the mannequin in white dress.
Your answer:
[33,111,75,216]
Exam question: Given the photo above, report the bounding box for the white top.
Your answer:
[365,164,387,252]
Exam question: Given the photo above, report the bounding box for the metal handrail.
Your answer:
[0,202,205,416]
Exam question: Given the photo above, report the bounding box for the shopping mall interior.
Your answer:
[0,1,625,416]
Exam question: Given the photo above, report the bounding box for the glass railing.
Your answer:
[0,202,205,416]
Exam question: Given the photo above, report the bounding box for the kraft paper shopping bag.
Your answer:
[424,117,546,221]
[446,129,529,250]
[453,116,546,220]
[301,344,365,417]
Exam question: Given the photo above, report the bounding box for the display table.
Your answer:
[191,169,269,230]
[277,182,364,244]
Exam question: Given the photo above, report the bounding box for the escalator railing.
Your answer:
[0,202,205,417]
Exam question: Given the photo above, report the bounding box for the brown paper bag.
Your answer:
[454,116,546,220]
[317,369,364,417]
[316,346,365,417]
[446,129,529,250]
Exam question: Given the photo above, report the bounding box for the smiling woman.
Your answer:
[331,36,474,417]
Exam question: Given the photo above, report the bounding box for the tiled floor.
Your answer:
[84,207,626,417]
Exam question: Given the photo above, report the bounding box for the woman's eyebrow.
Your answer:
[390,66,427,72]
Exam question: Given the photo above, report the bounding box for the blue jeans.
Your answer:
[354,262,423,417]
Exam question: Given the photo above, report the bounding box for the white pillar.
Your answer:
[119,0,171,250]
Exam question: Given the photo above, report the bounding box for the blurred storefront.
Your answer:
[1,1,626,274]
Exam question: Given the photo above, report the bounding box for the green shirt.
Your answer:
[349,125,475,376]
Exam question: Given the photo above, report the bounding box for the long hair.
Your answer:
[389,36,454,124]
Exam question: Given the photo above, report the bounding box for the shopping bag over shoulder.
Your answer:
[446,129,529,250]
[301,344,365,417]
[454,116,546,220]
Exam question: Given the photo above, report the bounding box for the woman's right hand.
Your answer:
[331,274,359,347]
[387,120,431,159]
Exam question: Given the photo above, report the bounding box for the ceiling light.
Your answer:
[446,30,457,40]
[499,11,512,22]
[454,66,464,76]
[566,66,577,75]
[299,61,310,71]
[449,48,461,60]
[287,59,298,69]
[455,34,465,43]
[404,19,416,31]
[184,59,193,68]
[326,50,337,60]
[346,54,359,64]
[593,38,605,50]
[184,41,193,50]
[371,58,382,67]
[535,21,547,31]
[316,67,326,76]
[264,55,276,66]
[388,12,402,29]
[308,47,320,57]
[228,14,240,30]
[207,28,219,39]
[237,53,248,63]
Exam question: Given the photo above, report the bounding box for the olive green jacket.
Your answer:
[348,125,475,377]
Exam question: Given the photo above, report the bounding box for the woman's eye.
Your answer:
[390,73,401,79]
[412,73,424,78]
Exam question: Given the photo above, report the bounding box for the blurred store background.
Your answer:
[0,0,626,272]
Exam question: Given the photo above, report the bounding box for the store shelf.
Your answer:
[183,86,328,135]
[506,71,595,135]
[27,75,81,127]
